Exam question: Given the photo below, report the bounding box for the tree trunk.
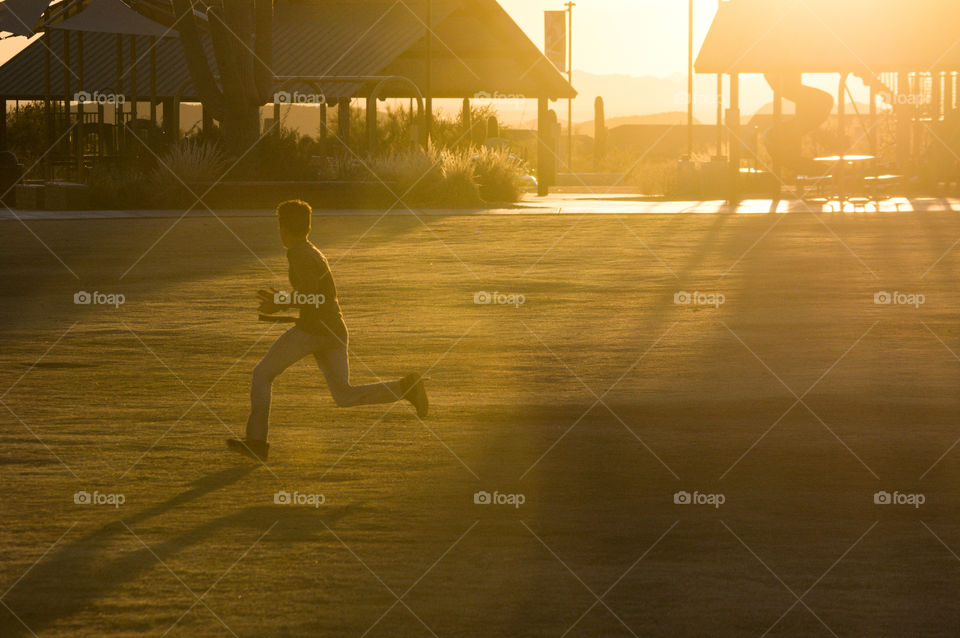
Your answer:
[169,0,273,156]
[222,100,261,157]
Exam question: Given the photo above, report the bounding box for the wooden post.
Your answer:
[932,71,942,121]
[63,30,70,107]
[116,34,123,150]
[912,73,921,161]
[319,102,327,150]
[366,95,377,153]
[716,74,723,158]
[44,37,53,179]
[150,37,157,129]
[537,97,551,196]
[896,71,910,169]
[728,73,741,204]
[77,32,84,170]
[838,74,847,208]
[461,98,471,148]
[97,97,105,158]
[550,110,560,179]
[338,99,350,147]
[945,72,955,114]
[955,72,959,111]
[129,36,138,127]
[163,98,180,141]
[0,99,7,153]
[772,74,782,181]
[63,29,74,171]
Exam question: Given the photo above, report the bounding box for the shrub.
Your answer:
[6,102,48,169]
[473,147,525,203]
[244,127,320,181]
[152,139,228,207]
[437,150,481,207]
[367,147,526,208]
[156,139,228,183]
[369,149,442,206]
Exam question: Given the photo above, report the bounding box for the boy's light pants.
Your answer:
[245,327,405,441]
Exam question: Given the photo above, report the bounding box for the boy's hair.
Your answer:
[276,200,312,236]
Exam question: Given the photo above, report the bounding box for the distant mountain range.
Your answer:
[573,113,702,135]
[504,70,872,130]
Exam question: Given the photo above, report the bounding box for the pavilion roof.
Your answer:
[0,0,575,101]
[696,0,960,74]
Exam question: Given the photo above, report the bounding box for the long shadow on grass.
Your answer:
[0,466,349,636]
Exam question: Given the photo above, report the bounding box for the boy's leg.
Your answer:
[245,327,317,441]
[313,339,406,408]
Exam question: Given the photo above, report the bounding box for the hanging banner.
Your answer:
[544,10,566,72]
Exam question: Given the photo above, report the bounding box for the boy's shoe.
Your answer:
[226,437,270,462]
[400,373,429,418]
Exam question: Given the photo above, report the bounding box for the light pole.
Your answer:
[715,0,722,159]
[425,0,433,147]
[565,0,574,174]
[687,0,693,160]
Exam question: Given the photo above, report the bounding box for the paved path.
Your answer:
[1,195,958,220]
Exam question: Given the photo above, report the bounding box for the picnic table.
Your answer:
[805,154,886,211]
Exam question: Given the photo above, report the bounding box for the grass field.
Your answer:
[2,211,960,637]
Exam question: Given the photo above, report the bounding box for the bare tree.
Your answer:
[170,0,274,154]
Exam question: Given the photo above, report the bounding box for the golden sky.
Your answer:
[498,0,718,77]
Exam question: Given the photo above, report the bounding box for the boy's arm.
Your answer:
[257,288,284,314]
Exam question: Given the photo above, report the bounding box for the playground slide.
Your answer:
[763,72,834,173]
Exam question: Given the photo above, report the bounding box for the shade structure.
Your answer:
[0,0,50,36]
[0,0,576,101]
[696,0,960,74]
[44,0,177,37]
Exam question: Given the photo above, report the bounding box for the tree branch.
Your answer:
[208,4,244,105]
[253,0,274,104]
[224,1,260,107]
[170,0,223,118]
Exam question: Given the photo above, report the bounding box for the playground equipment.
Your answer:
[763,73,834,175]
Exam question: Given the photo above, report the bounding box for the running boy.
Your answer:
[227,200,428,461]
